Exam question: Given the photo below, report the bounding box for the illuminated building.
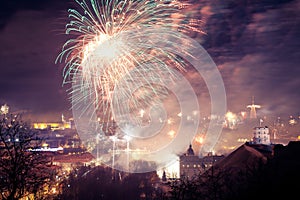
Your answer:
[179,144,203,179]
[252,126,271,145]
[32,114,73,130]
[247,96,261,119]
[289,116,297,125]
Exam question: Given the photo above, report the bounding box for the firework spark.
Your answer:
[56,0,202,132]
[56,0,225,173]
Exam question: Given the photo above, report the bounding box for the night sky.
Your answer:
[0,0,299,122]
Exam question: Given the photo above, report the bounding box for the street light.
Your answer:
[124,135,131,172]
[96,133,101,165]
[110,135,117,169]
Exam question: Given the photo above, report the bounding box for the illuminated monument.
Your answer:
[32,114,73,130]
[252,126,271,145]
[247,96,261,119]
[179,144,203,179]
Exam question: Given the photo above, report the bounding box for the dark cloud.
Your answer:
[201,0,300,117]
[0,0,58,29]
[0,0,73,121]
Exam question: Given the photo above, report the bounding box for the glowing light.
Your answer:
[194,135,204,144]
[0,104,9,115]
[124,135,131,142]
[51,187,57,194]
[224,111,238,130]
[247,96,261,119]
[237,138,248,142]
[192,110,198,116]
[139,109,145,118]
[289,116,297,125]
[167,118,174,125]
[240,111,246,118]
[110,135,117,142]
[157,159,179,179]
[225,111,236,121]
[167,130,176,138]
[42,143,48,148]
[33,121,71,130]
[30,147,63,152]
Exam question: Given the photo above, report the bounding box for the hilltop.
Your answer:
[209,141,300,199]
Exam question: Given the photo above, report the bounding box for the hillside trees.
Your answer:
[58,165,161,200]
[0,114,55,200]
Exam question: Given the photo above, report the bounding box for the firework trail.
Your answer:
[56,0,226,173]
[56,0,202,126]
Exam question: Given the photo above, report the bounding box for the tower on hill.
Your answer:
[252,126,271,145]
[247,96,261,119]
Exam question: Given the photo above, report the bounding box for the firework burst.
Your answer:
[56,0,226,173]
[56,0,203,132]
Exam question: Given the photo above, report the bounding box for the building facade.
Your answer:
[252,126,271,145]
[179,144,203,179]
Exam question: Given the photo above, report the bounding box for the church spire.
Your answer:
[187,144,195,156]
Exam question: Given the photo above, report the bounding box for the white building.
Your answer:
[252,126,271,145]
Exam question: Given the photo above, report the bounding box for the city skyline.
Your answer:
[0,1,299,199]
[0,0,299,122]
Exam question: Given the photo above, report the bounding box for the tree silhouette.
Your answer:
[58,165,161,200]
[0,114,55,200]
[169,176,202,200]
